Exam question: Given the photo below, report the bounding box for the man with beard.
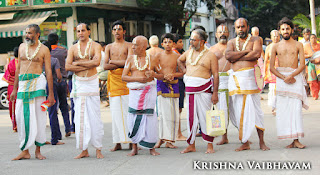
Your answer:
[209,24,236,145]
[264,30,280,115]
[104,20,132,152]
[10,24,55,160]
[270,17,308,149]
[66,23,104,159]
[225,18,269,152]
[300,28,311,45]
[178,29,219,154]
[122,36,162,156]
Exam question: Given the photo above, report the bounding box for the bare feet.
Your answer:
[216,134,229,145]
[155,140,164,148]
[272,109,276,116]
[35,151,46,160]
[195,133,202,137]
[177,135,187,141]
[235,142,250,152]
[205,143,215,154]
[259,142,270,151]
[286,140,306,149]
[180,144,196,154]
[127,144,138,156]
[110,143,122,152]
[65,132,72,137]
[55,141,65,145]
[45,141,51,144]
[74,150,90,159]
[12,150,31,161]
[149,148,160,156]
[165,142,178,149]
[96,150,104,159]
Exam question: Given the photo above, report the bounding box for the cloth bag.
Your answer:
[206,105,226,137]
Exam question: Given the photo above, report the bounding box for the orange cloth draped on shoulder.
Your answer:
[107,68,129,97]
[264,57,279,84]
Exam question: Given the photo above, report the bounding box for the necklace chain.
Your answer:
[188,46,208,66]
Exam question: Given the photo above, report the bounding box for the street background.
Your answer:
[0,93,319,175]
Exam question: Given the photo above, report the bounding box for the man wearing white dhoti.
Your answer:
[210,24,236,145]
[122,36,163,156]
[177,29,219,154]
[270,17,308,149]
[10,24,55,160]
[104,20,132,151]
[66,23,104,159]
[225,18,269,152]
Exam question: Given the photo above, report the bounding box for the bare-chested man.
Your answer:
[122,36,162,156]
[264,30,280,115]
[104,20,132,151]
[225,18,269,152]
[270,17,308,149]
[209,24,236,145]
[147,35,163,56]
[10,24,55,160]
[178,29,219,154]
[154,33,183,149]
[65,23,104,159]
[251,26,265,81]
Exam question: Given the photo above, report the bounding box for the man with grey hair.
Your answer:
[300,28,311,45]
[210,24,236,145]
[122,35,163,156]
[264,30,280,115]
[10,24,55,160]
[147,35,163,56]
[178,29,219,154]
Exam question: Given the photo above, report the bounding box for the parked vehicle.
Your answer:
[0,73,9,109]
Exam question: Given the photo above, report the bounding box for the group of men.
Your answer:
[10,16,308,161]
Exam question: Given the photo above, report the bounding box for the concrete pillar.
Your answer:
[67,7,77,49]
[98,18,105,42]
[91,23,98,41]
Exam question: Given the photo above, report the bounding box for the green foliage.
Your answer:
[136,0,223,36]
[293,13,320,36]
[235,0,319,38]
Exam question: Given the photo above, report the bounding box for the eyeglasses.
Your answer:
[189,39,199,42]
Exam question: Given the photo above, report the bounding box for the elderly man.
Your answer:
[10,24,55,160]
[147,35,163,56]
[178,29,219,154]
[122,36,163,156]
[66,23,104,159]
[104,20,132,151]
[300,28,311,45]
[270,17,308,149]
[209,24,236,145]
[264,30,280,114]
[225,18,269,152]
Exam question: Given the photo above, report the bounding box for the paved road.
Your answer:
[0,93,319,175]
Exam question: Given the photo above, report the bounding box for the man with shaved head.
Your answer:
[178,29,219,154]
[251,26,265,79]
[225,18,269,152]
[122,35,163,156]
[264,30,280,115]
[210,24,236,145]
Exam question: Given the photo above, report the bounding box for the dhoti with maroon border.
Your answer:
[184,75,214,145]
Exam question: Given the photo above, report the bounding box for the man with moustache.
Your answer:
[225,18,269,152]
[209,24,236,145]
[104,20,133,151]
[66,23,104,159]
[264,30,280,115]
[122,36,162,156]
[178,29,219,154]
[270,17,308,149]
[300,28,311,45]
[10,24,55,160]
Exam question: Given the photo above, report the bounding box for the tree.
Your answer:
[136,0,224,36]
[292,13,320,36]
[234,0,319,39]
